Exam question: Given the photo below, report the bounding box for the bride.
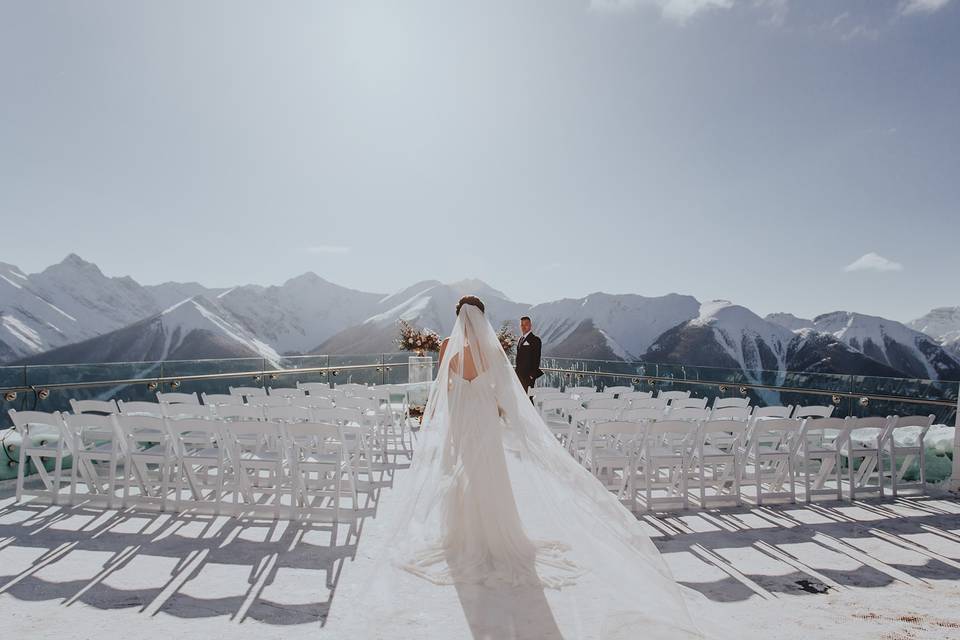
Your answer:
[334,296,705,639]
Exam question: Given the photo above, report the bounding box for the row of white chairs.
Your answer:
[535,392,935,508]
[11,392,414,519]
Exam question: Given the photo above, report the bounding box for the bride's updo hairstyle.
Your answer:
[456,295,485,315]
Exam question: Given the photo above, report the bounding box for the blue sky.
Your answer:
[1,0,957,322]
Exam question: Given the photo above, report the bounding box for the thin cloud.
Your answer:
[304,245,352,255]
[844,252,904,273]
[590,0,734,24]
[899,0,952,16]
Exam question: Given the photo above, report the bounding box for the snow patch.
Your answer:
[1,314,44,351]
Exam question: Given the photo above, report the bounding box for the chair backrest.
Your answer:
[264,405,313,423]
[709,406,753,421]
[532,390,566,402]
[792,405,834,419]
[588,421,646,451]
[848,416,893,446]
[166,418,223,455]
[336,383,369,396]
[799,417,849,441]
[697,419,750,447]
[571,408,618,424]
[337,396,379,412]
[117,400,165,417]
[311,407,363,425]
[629,396,667,410]
[201,392,244,407]
[565,386,596,395]
[670,396,708,410]
[666,407,710,422]
[297,382,333,395]
[9,409,65,437]
[888,414,935,436]
[113,414,167,449]
[712,397,750,409]
[749,417,804,451]
[246,395,291,408]
[156,391,200,405]
[229,386,266,398]
[540,397,582,414]
[69,399,119,415]
[295,397,336,410]
[657,390,691,402]
[283,421,344,458]
[602,386,633,397]
[214,405,265,422]
[752,405,793,419]
[620,391,652,402]
[63,413,118,446]
[584,397,627,410]
[268,387,306,398]
[645,419,698,438]
[619,407,665,423]
[162,404,216,420]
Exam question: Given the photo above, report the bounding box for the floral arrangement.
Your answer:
[497,321,518,356]
[396,319,442,356]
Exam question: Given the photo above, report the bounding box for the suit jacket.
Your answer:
[515,332,543,380]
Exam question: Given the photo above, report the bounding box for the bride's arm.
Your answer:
[438,337,450,367]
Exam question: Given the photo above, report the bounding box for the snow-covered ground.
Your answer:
[2,466,960,639]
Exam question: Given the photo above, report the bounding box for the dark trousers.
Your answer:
[516,368,534,401]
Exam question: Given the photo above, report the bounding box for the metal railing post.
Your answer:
[950,382,960,492]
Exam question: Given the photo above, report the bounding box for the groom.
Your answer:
[514,315,543,395]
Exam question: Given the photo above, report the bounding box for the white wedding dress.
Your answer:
[330,305,705,639]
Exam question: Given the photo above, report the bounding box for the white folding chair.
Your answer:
[229,386,267,399]
[667,407,710,422]
[69,399,119,415]
[752,405,793,419]
[712,397,750,410]
[569,408,618,461]
[216,405,265,422]
[691,419,751,507]
[268,386,306,398]
[63,413,124,507]
[116,414,174,510]
[247,395,291,408]
[224,420,285,518]
[117,400,165,417]
[632,397,669,412]
[162,403,216,420]
[201,392,243,407]
[620,391,653,403]
[10,410,71,505]
[792,405,834,420]
[710,406,753,421]
[746,418,802,504]
[284,421,353,521]
[540,398,583,446]
[583,421,645,497]
[657,390,691,404]
[670,396,708,410]
[167,419,229,513]
[637,420,696,511]
[297,381,333,395]
[584,397,628,412]
[842,416,893,500]
[883,414,935,496]
[619,407,666,424]
[156,391,200,405]
[795,417,850,502]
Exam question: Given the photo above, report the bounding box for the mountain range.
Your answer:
[2,255,959,383]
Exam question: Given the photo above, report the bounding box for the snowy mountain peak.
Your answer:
[766,312,815,331]
[909,306,960,345]
[447,279,511,302]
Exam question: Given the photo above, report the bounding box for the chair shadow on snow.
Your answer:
[0,476,392,626]
[644,496,960,603]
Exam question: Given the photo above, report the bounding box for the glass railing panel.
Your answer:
[0,366,26,429]
[328,354,382,387]
[161,357,266,398]
[272,355,330,392]
[381,352,415,385]
[23,361,164,415]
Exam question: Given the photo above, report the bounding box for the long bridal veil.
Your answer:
[352,305,704,639]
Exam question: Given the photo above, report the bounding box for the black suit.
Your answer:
[514,332,543,395]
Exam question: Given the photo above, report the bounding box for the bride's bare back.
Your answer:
[439,337,480,382]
